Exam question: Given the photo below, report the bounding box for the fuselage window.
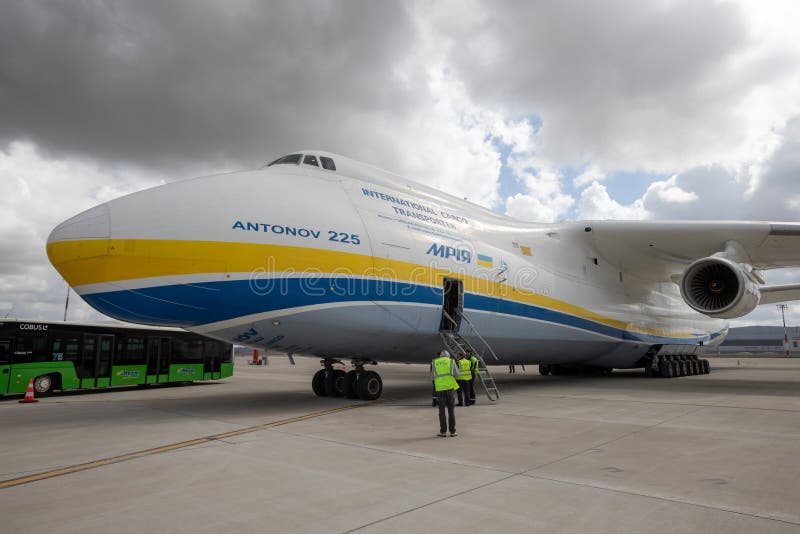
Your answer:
[267,153,302,166]
[303,155,319,167]
[320,156,336,171]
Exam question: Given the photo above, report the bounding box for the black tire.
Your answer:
[312,369,327,397]
[538,364,551,376]
[692,360,700,375]
[659,360,671,378]
[33,374,55,395]
[343,370,360,399]
[702,359,710,374]
[357,370,382,400]
[325,369,346,397]
[678,361,687,377]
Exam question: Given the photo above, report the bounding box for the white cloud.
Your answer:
[573,165,606,188]
[645,176,699,204]
[577,181,648,220]
[503,153,575,222]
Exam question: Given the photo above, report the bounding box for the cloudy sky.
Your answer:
[2,0,800,328]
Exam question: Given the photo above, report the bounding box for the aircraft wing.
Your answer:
[584,220,800,279]
[760,284,800,305]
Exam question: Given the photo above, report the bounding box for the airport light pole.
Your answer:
[777,304,789,357]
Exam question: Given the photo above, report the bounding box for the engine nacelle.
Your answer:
[679,257,761,319]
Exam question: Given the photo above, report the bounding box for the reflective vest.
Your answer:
[432,357,458,392]
[469,356,479,377]
[457,358,472,380]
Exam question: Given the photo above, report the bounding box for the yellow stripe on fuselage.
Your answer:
[47,238,697,340]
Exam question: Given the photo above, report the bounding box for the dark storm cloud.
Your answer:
[439,0,790,169]
[0,1,416,170]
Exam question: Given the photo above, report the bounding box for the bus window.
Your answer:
[202,340,229,372]
[79,336,96,378]
[221,343,233,363]
[120,337,146,365]
[14,336,49,363]
[97,336,113,378]
[172,339,204,363]
[51,337,80,362]
[0,339,10,364]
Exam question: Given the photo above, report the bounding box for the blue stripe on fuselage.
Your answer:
[82,277,712,344]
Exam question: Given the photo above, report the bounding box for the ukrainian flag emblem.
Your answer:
[477,254,493,268]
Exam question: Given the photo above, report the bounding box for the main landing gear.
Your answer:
[643,354,710,378]
[312,358,383,401]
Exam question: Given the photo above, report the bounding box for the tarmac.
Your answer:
[1,356,799,533]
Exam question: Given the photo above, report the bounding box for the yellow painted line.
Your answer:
[0,401,377,490]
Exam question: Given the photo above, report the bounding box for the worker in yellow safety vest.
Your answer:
[431,350,459,437]
[468,350,479,406]
[456,353,472,407]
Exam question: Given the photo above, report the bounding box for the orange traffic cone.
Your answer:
[19,379,38,403]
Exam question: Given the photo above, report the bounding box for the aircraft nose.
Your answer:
[47,202,112,288]
[48,202,111,243]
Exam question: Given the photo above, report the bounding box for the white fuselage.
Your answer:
[47,152,727,369]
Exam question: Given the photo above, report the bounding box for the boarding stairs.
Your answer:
[439,310,500,402]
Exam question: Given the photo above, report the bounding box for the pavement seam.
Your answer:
[343,472,520,533]
[522,472,800,527]
[271,427,517,474]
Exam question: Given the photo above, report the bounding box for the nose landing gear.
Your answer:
[312,358,382,400]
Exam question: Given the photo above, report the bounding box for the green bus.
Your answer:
[0,320,233,396]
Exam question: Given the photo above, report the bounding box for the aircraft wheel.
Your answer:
[538,364,552,376]
[325,369,347,397]
[312,370,327,397]
[344,370,360,399]
[33,374,55,395]
[357,370,382,401]
[659,360,670,378]
[702,359,710,374]
[678,361,687,377]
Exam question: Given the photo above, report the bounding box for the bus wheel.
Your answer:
[33,374,55,395]
[312,370,327,397]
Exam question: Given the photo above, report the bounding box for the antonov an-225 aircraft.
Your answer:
[47,150,800,401]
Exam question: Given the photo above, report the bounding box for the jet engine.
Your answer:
[679,257,761,319]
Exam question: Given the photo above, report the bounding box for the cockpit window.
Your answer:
[320,156,336,171]
[303,155,319,167]
[267,154,302,166]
